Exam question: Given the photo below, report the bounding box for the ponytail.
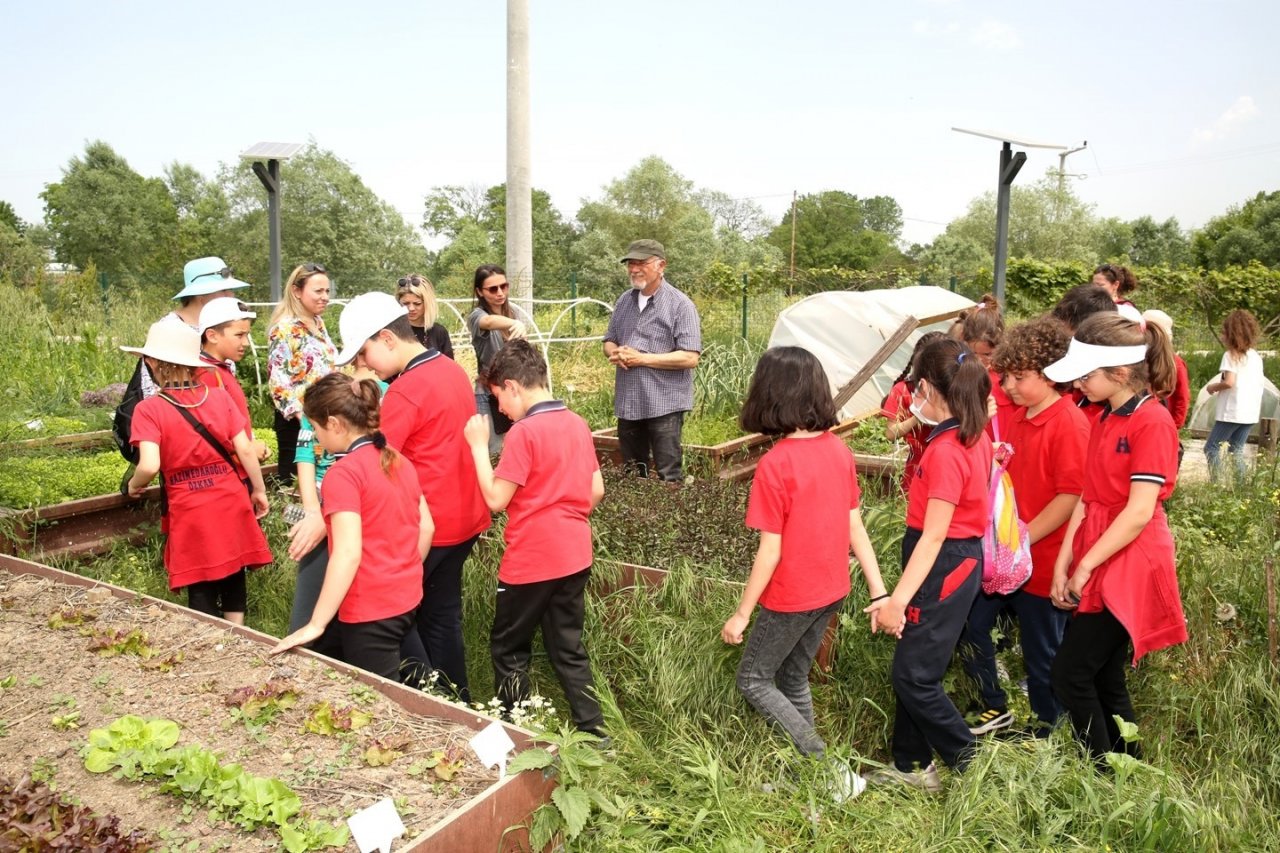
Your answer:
[302,374,401,475]
[1143,322,1176,399]
[910,338,991,446]
[1074,312,1172,397]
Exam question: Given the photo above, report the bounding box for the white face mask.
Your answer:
[909,399,940,426]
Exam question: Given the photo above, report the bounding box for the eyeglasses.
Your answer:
[1076,369,1102,383]
[190,266,233,283]
[482,282,510,295]
[302,263,327,274]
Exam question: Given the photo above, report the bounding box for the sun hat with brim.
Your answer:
[173,256,252,300]
[335,292,408,366]
[198,297,258,335]
[619,239,666,263]
[1043,338,1148,383]
[120,320,206,368]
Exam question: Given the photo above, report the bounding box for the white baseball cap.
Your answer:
[120,320,206,368]
[198,297,257,335]
[335,292,408,365]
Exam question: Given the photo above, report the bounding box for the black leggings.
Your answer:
[186,569,247,616]
[1051,608,1140,762]
[273,411,301,485]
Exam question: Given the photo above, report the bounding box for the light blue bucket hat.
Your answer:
[173,256,252,300]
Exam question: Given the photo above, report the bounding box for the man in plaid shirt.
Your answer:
[603,240,702,482]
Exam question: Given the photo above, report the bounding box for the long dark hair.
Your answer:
[739,346,838,436]
[473,264,514,318]
[302,373,399,474]
[882,331,947,406]
[1050,283,1117,333]
[910,338,991,446]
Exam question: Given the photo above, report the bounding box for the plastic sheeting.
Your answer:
[767,286,977,420]
[1188,377,1280,435]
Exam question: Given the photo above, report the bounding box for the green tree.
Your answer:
[0,201,20,234]
[766,190,904,270]
[0,220,46,287]
[1192,191,1280,270]
[40,141,179,280]
[165,162,235,265]
[480,184,577,291]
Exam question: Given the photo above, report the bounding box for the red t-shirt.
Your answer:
[321,442,425,623]
[380,351,490,546]
[907,421,993,538]
[879,381,927,493]
[1165,355,1190,430]
[493,402,599,584]
[1006,396,1090,597]
[196,355,254,440]
[131,385,270,590]
[745,432,860,612]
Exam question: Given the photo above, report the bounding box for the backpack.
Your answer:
[112,360,150,465]
[982,419,1033,595]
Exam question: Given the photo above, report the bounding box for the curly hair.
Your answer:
[992,318,1071,377]
[1221,309,1261,357]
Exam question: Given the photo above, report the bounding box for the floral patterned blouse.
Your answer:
[267,315,336,419]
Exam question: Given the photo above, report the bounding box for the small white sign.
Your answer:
[348,797,406,853]
[470,720,516,778]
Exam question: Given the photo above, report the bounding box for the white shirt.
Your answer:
[1216,348,1264,424]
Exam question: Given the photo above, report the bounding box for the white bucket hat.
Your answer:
[335,292,408,365]
[120,320,206,368]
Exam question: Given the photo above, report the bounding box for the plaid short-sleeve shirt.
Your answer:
[604,280,702,420]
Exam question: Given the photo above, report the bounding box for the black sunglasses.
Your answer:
[302,262,327,274]
[397,276,421,289]
[190,266,233,283]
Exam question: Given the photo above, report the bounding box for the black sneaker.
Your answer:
[969,708,1014,735]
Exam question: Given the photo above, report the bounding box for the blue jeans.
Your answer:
[1204,420,1253,480]
[962,589,1067,729]
[617,412,685,481]
[736,598,844,756]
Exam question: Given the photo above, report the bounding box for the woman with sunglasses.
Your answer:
[268,263,337,486]
[467,264,526,451]
[396,274,453,359]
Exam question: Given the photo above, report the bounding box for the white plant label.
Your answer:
[470,720,516,779]
[348,797,406,853]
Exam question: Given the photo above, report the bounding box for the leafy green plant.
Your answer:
[0,772,154,851]
[224,679,300,726]
[405,746,466,781]
[509,725,609,850]
[46,607,98,629]
[303,701,372,735]
[87,628,154,659]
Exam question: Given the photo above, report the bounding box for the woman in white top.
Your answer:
[1205,309,1265,480]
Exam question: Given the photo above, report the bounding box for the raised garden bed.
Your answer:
[0,554,553,852]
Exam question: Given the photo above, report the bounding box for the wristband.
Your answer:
[869,593,890,603]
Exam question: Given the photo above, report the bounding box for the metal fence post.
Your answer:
[741,273,748,339]
[570,271,577,337]
[950,275,958,293]
[98,271,109,318]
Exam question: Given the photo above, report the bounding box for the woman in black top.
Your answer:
[396,274,453,358]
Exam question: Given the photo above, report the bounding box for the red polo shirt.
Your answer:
[1006,396,1090,597]
[1070,388,1107,429]
[1165,355,1190,429]
[196,354,254,440]
[745,431,860,612]
[907,421,993,538]
[987,369,1015,438]
[880,381,927,493]
[494,402,599,584]
[321,441,425,623]
[380,351,490,546]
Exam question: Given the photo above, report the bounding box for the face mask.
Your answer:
[909,399,940,426]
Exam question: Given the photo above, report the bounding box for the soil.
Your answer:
[0,571,495,851]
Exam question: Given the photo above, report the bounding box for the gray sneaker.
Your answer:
[864,761,942,793]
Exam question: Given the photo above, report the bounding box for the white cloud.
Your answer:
[1192,95,1260,146]
[969,19,1021,51]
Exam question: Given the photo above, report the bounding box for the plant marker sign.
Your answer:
[348,797,406,853]
[470,720,517,779]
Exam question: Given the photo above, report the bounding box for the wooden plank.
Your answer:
[832,317,921,411]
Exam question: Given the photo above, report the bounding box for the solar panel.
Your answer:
[951,127,1067,150]
[240,142,305,160]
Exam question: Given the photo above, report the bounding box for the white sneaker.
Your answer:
[864,761,942,793]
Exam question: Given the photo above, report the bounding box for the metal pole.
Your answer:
[741,273,748,339]
[506,0,534,317]
[788,190,797,286]
[268,159,281,302]
[570,271,577,337]
[993,142,1026,307]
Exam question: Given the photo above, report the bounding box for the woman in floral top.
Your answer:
[268,263,336,485]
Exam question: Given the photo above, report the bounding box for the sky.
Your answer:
[3,1,1278,250]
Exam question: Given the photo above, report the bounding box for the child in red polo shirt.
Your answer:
[952,294,1014,437]
[962,318,1090,737]
[720,346,886,785]
[881,331,947,494]
[1044,313,1187,763]
[270,373,434,682]
[123,321,271,625]
[196,297,270,463]
[865,337,992,792]
[463,340,607,737]
[336,291,491,703]
[1050,284,1120,428]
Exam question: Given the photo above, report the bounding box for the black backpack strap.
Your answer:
[159,393,238,470]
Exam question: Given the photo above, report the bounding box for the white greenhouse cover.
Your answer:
[768,286,977,420]
[1187,378,1280,435]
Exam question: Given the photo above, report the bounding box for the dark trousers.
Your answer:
[891,530,981,772]
[273,411,301,485]
[736,598,844,756]
[1050,608,1140,761]
[490,568,604,733]
[186,569,247,617]
[340,609,416,682]
[963,588,1067,728]
[617,412,685,482]
[287,540,346,661]
[409,535,479,704]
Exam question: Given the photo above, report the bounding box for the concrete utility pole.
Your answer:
[506,0,534,318]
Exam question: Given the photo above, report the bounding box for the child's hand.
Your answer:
[253,439,271,461]
[250,489,269,519]
[270,622,324,656]
[287,512,326,561]
[721,612,750,645]
[126,479,147,499]
[866,596,905,638]
[986,394,998,421]
[463,414,491,448]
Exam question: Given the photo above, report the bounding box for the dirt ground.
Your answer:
[0,572,496,851]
